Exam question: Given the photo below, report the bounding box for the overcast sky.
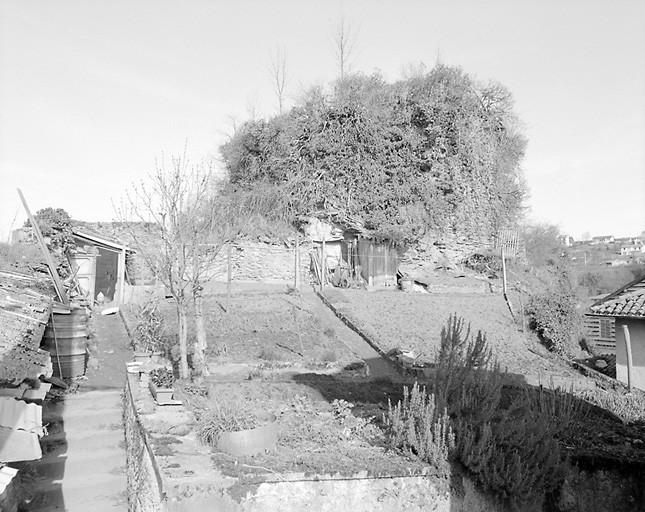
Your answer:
[1,0,644,242]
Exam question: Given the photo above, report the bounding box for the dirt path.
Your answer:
[23,310,130,511]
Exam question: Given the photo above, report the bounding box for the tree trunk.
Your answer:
[193,289,210,377]
[177,303,189,379]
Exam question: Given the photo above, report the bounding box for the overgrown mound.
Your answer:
[221,64,527,244]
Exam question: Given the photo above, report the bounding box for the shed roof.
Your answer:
[73,229,129,251]
[0,271,53,386]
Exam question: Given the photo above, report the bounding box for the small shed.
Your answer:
[305,214,398,288]
[72,230,129,305]
[588,274,645,390]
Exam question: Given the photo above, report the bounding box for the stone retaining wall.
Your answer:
[209,241,312,284]
[124,376,166,512]
[123,369,514,512]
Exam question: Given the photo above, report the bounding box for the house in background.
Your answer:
[591,235,615,245]
[620,244,645,256]
[558,234,574,247]
[588,274,645,390]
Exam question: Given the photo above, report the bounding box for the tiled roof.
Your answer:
[589,290,645,318]
[0,271,54,386]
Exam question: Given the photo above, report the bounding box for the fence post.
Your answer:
[294,234,300,290]
[321,235,326,289]
[226,244,232,313]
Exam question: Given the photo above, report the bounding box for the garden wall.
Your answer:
[123,372,516,512]
[209,240,312,284]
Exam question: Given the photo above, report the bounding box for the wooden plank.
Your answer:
[16,188,69,305]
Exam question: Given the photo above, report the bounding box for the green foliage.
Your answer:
[428,314,579,508]
[384,382,454,473]
[24,207,76,278]
[134,297,165,352]
[149,367,174,388]
[527,270,582,356]
[26,207,76,254]
[221,64,527,244]
[579,388,645,423]
[196,400,261,446]
[522,223,564,267]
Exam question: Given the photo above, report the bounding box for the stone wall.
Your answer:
[123,372,514,512]
[209,241,312,284]
[123,377,166,512]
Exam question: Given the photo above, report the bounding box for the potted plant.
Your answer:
[133,298,164,362]
[148,367,175,404]
[196,400,278,456]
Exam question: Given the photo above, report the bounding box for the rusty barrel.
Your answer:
[41,308,88,378]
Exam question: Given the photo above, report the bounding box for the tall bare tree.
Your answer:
[119,151,247,378]
[269,44,289,114]
[330,17,358,79]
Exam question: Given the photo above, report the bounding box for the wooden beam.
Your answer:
[16,189,69,305]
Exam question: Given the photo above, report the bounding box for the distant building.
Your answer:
[558,234,574,247]
[591,235,615,245]
[620,244,645,256]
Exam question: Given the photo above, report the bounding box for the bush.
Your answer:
[384,382,454,473]
[149,367,174,388]
[579,388,645,424]
[196,400,261,446]
[527,271,582,356]
[426,314,580,508]
[134,297,165,352]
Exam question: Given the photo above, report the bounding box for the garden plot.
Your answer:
[122,290,364,380]
[206,294,358,368]
[322,288,594,389]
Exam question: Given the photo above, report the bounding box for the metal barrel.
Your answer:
[41,308,88,378]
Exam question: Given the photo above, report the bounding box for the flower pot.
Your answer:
[216,412,278,456]
[150,351,164,364]
[148,381,174,404]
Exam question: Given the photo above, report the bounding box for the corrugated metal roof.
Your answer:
[0,397,43,463]
[0,271,54,385]
[0,427,42,462]
[0,398,43,434]
[590,290,645,318]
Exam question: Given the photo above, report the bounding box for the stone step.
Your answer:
[40,429,124,459]
[26,477,127,511]
[28,452,126,482]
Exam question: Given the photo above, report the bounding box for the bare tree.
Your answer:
[330,17,358,79]
[119,151,247,379]
[269,44,289,114]
[246,93,261,121]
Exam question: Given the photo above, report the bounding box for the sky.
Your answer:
[1,0,644,242]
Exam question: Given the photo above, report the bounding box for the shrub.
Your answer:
[196,400,261,446]
[578,388,645,424]
[426,314,580,508]
[526,270,582,356]
[134,297,165,352]
[149,367,174,388]
[384,382,454,473]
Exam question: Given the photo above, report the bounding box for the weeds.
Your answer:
[384,314,585,508]
[384,382,454,473]
[134,296,165,352]
[578,388,645,424]
[196,400,261,447]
